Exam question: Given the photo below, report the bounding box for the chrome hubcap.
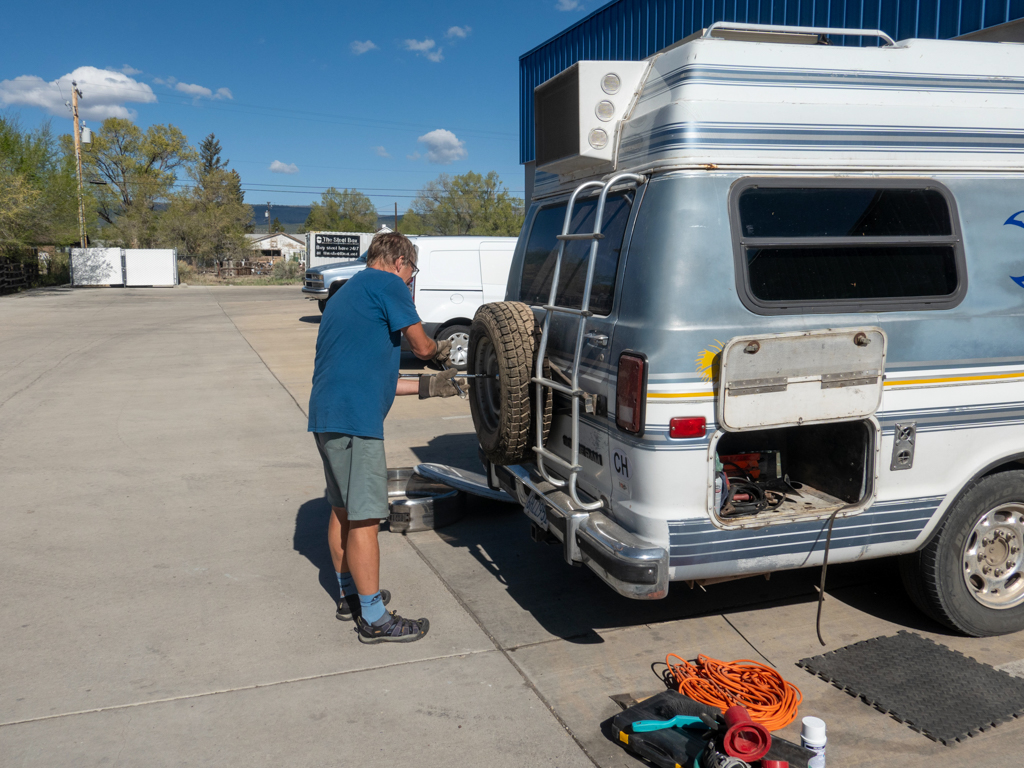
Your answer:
[962,503,1024,609]
[448,331,470,367]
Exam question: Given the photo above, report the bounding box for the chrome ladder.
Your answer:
[532,173,646,510]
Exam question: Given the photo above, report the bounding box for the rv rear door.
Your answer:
[717,327,887,431]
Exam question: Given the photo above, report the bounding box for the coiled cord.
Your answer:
[665,653,802,731]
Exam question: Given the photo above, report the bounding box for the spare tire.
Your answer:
[468,302,551,465]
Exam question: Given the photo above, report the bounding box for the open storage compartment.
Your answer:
[712,419,877,524]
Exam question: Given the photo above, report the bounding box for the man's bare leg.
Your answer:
[345,519,381,596]
[327,506,350,574]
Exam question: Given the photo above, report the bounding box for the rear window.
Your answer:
[519,192,633,316]
[731,180,965,313]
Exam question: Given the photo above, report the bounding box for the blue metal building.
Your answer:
[520,0,1024,197]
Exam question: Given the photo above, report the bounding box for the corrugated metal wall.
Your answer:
[520,0,1024,163]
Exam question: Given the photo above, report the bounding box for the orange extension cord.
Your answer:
[665,653,803,731]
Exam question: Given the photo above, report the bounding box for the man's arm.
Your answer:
[402,322,437,361]
[396,378,419,396]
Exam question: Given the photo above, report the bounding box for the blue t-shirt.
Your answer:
[307,268,421,438]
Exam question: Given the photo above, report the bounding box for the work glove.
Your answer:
[419,368,467,399]
[432,339,453,366]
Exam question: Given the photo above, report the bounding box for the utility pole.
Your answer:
[394,202,398,232]
[71,82,87,248]
[265,201,272,233]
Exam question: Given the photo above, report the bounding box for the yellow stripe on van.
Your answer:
[885,371,1024,387]
[647,390,714,399]
[645,370,1024,399]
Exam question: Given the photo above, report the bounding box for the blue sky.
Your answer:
[0,0,594,214]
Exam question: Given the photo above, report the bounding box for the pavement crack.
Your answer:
[0,649,494,729]
[212,293,308,417]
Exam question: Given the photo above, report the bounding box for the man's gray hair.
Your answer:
[366,232,416,270]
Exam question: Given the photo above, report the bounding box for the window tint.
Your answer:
[733,182,964,311]
[520,192,632,316]
[747,245,959,302]
[738,188,952,238]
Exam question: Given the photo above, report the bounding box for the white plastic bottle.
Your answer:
[801,716,827,768]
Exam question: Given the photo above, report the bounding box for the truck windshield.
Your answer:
[519,191,633,316]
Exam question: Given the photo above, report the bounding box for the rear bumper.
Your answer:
[497,463,669,599]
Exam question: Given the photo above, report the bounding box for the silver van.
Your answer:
[464,23,1024,637]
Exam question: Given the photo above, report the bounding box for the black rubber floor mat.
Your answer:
[798,631,1024,745]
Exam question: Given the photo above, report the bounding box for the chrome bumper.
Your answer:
[301,286,327,297]
[498,464,669,599]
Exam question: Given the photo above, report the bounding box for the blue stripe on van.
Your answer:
[667,496,941,567]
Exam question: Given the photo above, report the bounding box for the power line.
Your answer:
[62,79,516,139]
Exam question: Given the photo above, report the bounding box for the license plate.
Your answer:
[523,493,548,531]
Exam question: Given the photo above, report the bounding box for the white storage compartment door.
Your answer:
[479,244,515,303]
[717,327,887,431]
[124,249,177,286]
[71,248,123,286]
[419,250,481,291]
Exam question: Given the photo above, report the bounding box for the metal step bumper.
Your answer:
[497,464,669,600]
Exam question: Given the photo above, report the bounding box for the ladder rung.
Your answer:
[531,377,583,397]
[556,233,604,241]
[541,305,592,317]
[533,446,582,473]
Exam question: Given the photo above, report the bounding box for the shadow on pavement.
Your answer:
[427,494,940,644]
[299,316,321,324]
[293,495,338,604]
[408,433,481,474]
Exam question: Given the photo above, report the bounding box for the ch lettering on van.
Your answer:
[613,450,631,479]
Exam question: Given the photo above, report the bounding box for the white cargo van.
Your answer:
[304,236,517,368]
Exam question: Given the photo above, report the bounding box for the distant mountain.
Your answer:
[248,205,404,235]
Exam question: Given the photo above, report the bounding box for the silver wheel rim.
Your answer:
[961,502,1024,610]
[447,331,470,367]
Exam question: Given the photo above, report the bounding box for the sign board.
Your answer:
[304,231,377,268]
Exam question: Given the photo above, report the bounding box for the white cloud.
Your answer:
[350,40,378,55]
[373,145,390,158]
[404,38,443,63]
[175,82,212,98]
[406,151,421,161]
[118,65,142,75]
[171,81,233,100]
[0,66,156,120]
[445,26,471,39]
[269,160,299,174]
[556,0,582,9]
[417,129,466,164]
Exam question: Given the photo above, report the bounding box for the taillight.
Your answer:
[616,352,647,435]
[669,417,706,439]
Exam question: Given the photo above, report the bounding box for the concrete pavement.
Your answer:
[3,285,1023,767]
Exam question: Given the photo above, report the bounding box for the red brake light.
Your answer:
[669,417,706,439]
[616,352,647,434]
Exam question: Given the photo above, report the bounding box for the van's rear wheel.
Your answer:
[468,302,550,465]
[900,471,1024,636]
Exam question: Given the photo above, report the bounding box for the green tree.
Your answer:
[82,118,196,247]
[300,187,377,232]
[270,216,285,233]
[158,165,251,265]
[199,133,227,175]
[407,171,524,236]
[1,116,85,251]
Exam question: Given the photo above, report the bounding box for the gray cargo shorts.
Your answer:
[313,432,388,520]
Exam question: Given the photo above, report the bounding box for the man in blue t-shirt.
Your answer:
[309,232,462,644]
